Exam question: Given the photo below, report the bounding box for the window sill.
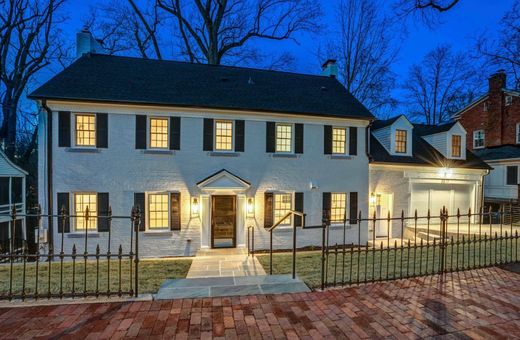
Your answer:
[143,231,173,236]
[271,153,298,158]
[143,149,174,155]
[329,155,352,160]
[208,151,240,157]
[67,233,100,238]
[65,148,100,153]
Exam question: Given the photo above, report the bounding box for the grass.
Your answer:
[256,238,520,288]
[0,258,192,298]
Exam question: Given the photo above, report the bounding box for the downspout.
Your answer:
[41,100,54,252]
[481,168,490,210]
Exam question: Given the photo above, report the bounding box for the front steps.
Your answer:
[155,274,310,299]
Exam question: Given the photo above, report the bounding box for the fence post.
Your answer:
[439,206,447,274]
[320,211,329,290]
[134,207,140,298]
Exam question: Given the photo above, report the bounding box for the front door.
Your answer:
[375,193,393,238]
[211,195,236,248]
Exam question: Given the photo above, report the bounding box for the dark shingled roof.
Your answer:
[29,53,374,120]
[473,145,520,161]
[413,122,458,136]
[370,122,490,170]
[371,115,403,130]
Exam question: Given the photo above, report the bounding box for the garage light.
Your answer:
[438,167,452,178]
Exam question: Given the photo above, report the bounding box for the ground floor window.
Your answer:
[331,193,347,223]
[74,193,97,231]
[148,193,169,230]
[274,193,292,226]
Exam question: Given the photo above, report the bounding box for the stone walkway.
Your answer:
[186,249,266,278]
[1,266,520,339]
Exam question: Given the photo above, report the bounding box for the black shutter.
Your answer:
[57,193,70,233]
[97,193,110,232]
[135,115,147,149]
[266,122,275,153]
[11,177,22,204]
[203,118,214,151]
[0,178,8,205]
[58,111,71,147]
[170,117,181,150]
[295,124,304,154]
[322,192,331,223]
[507,166,518,185]
[349,192,358,225]
[324,125,332,154]
[264,192,273,228]
[349,127,358,155]
[134,193,146,231]
[235,120,245,152]
[170,192,181,230]
[96,113,108,148]
[294,192,304,227]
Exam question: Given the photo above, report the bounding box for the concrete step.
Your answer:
[155,274,310,300]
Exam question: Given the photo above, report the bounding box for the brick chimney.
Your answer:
[489,69,506,93]
[321,59,338,78]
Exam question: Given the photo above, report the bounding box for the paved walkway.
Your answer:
[1,266,520,339]
[187,249,266,278]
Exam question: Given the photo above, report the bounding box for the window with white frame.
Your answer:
[148,193,169,230]
[517,123,520,144]
[74,193,97,231]
[75,114,96,147]
[276,124,293,153]
[274,193,292,226]
[451,135,462,157]
[149,118,169,149]
[473,130,485,148]
[215,120,233,151]
[332,127,347,154]
[395,130,407,153]
[483,101,489,111]
[331,193,347,223]
[506,95,513,106]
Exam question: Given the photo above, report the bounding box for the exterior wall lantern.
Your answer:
[247,197,255,217]
[191,197,200,217]
[369,192,376,206]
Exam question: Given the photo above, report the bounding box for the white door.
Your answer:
[375,193,392,238]
[411,183,474,218]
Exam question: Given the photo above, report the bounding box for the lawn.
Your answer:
[0,258,192,299]
[256,237,519,288]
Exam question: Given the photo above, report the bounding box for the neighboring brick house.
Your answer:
[457,71,520,208]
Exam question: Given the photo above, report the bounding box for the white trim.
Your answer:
[146,192,171,231]
[473,130,485,149]
[72,192,98,233]
[148,116,170,150]
[73,113,97,148]
[0,150,28,176]
[331,126,349,155]
[275,122,294,154]
[197,170,251,193]
[213,119,234,152]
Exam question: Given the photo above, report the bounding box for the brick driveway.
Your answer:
[1,267,520,339]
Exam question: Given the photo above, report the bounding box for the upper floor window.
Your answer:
[395,129,407,153]
[75,114,96,147]
[215,120,233,151]
[516,123,520,144]
[148,193,169,230]
[74,193,97,231]
[483,101,489,111]
[149,118,169,149]
[276,123,293,153]
[332,127,347,154]
[274,193,292,226]
[506,95,513,106]
[507,166,518,185]
[473,130,485,149]
[451,135,462,157]
[331,193,346,223]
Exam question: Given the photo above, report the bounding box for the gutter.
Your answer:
[481,168,490,209]
[41,100,54,252]
[366,120,373,162]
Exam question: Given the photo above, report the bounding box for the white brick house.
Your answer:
[30,52,374,257]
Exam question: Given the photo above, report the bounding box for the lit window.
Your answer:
[75,114,96,146]
[74,193,97,231]
[150,118,168,149]
[331,193,346,223]
[148,193,169,229]
[473,130,485,148]
[274,193,292,226]
[451,135,461,157]
[395,130,407,153]
[276,124,293,153]
[332,128,347,154]
[215,120,233,151]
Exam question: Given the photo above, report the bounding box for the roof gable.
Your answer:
[0,150,28,176]
[197,169,250,192]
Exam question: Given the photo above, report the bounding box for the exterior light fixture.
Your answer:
[369,192,376,206]
[439,167,452,178]
[191,197,200,217]
[247,197,255,217]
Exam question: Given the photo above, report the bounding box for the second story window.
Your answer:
[150,117,169,149]
[506,95,513,106]
[215,120,233,151]
[276,123,293,153]
[517,124,520,144]
[451,135,462,157]
[332,127,347,154]
[75,114,96,147]
[473,130,485,149]
[395,129,407,153]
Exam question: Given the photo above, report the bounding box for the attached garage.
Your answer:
[410,182,476,217]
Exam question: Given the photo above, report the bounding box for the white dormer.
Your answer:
[372,115,413,157]
[421,122,467,160]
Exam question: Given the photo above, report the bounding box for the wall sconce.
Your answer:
[438,167,452,178]
[247,197,255,217]
[369,192,376,206]
[191,197,200,217]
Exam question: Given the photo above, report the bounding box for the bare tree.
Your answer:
[320,0,398,114]
[0,0,65,159]
[395,0,460,26]
[156,0,321,65]
[403,45,478,125]
[477,0,520,86]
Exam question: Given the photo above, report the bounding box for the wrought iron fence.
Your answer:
[0,206,141,301]
[320,206,520,290]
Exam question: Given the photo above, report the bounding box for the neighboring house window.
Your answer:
[483,101,489,111]
[215,120,233,151]
[451,135,462,157]
[507,166,518,185]
[74,193,97,231]
[149,117,169,149]
[75,114,96,147]
[276,124,293,153]
[473,130,485,148]
[506,95,513,106]
[331,193,346,223]
[517,123,520,144]
[148,193,169,229]
[332,127,347,154]
[395,130,407,153]
[274,193,292,226]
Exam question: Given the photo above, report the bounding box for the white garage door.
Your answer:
[411,183,474,217]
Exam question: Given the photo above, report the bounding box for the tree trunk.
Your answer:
[1,92,18,158]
